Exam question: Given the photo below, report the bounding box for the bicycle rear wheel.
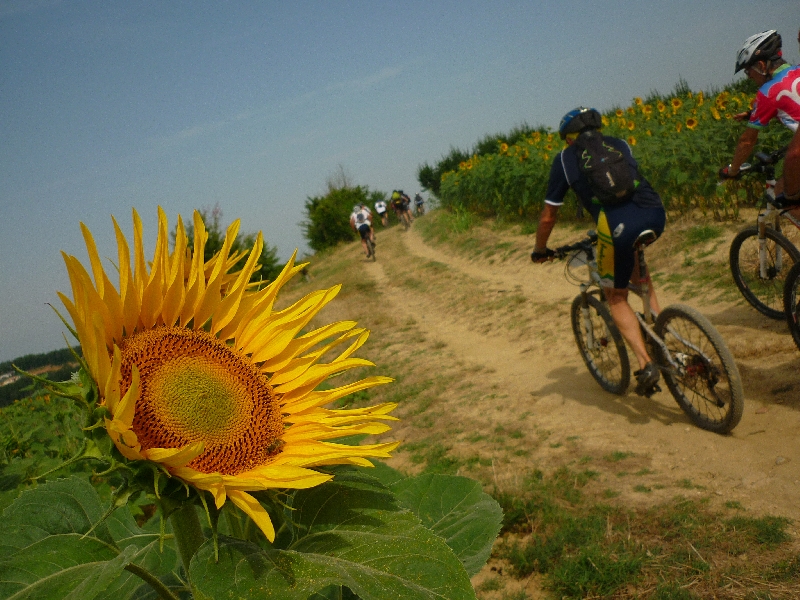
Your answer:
[782,260,800,351]
[570,294,630,394]
[729,225,800,319]
[365,238,375,261]
[654,304,744,434]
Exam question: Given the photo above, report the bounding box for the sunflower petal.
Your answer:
[145,442,205,467]
[227,490,275,542]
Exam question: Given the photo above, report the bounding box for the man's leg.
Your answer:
[605,288,652,370]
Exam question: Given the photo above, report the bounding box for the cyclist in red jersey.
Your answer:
[720,30,800,203]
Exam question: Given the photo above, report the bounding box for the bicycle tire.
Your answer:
[654,304,744,434]
[782,260,800,351]
[729,225,800,319]
[570,294,631,394]
[402,212,411,230]
[365,239,375,261]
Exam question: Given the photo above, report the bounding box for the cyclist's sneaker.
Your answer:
[634,362,660,397]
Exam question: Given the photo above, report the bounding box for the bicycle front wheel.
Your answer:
[729,225,800,319]
[782,260,800,351]
[654,304,744,434]
[570,294,630,394]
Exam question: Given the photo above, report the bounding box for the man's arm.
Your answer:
[727,127,760,175]
[533,203,559,253]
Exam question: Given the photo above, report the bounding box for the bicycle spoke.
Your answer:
[656,305,743,433]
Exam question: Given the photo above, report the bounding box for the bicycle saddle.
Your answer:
[634,230,657,248]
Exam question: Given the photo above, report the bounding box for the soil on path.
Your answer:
[360,220,800,523]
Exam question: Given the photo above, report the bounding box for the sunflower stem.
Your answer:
[169,502,206,575]
[124,563,181,600]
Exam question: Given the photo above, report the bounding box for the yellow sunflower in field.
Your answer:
[710,107,721,120]
[627,121,635,131]
[686,118,698,130]
[671,98,683,110]
[615,108,624,117]
[59,207,398,541]
[627,136,637,146]
[657,102,666,113]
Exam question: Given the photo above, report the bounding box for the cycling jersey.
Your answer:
[748,64,800,132]
[350,208,372,227]
[545,136,665,289]
[374,201,387,214]
[545,136,662,218]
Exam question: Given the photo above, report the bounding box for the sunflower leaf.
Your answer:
[389,473,503,577]
[190,471,477,599]
[0,476,114,550]
[0,476,182,600]
[0,534,139,600]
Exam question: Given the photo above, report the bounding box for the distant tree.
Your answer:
[172,204,283,284]
[417,146,470,197]
[303,186,371,253]
[0,347,80,375]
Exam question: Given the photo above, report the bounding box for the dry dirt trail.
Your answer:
[360,221,800,524]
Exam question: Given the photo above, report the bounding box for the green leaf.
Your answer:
[0,476,114,554]
[190,471,476,599]
[0,477,180,600]
[103,509,182,599]
[360,461,406,487]
[0,534,138,600]
[390,474,502,576]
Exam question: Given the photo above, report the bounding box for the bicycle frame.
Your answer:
[739,148,797,277]
[566,235,702,376]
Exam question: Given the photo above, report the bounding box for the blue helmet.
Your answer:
[558,107,602,140]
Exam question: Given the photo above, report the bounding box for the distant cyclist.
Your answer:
[531,107,667,396]
[374,198,389,226]
[719,30,800,204]
[414,193,425,215]
[350,204,375,258]
[391,190,413,226]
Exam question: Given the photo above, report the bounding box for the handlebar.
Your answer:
[553,230,598,259]
[733,146,787,177]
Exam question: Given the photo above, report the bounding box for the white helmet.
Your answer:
[735,30,782,74]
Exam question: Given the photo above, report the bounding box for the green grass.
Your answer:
[604,450,634,462]
[490,468,796,599]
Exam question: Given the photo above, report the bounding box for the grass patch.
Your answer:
[491,468,796,599]
[604,450,634,462]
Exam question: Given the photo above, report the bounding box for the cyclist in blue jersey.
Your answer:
[531,107,667,396]
[720,30,800,203]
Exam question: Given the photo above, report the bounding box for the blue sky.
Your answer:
[1,0,798,362]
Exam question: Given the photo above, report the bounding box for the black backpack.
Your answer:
[572,130,637,205]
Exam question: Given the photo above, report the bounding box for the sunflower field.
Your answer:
[426,79,794,221]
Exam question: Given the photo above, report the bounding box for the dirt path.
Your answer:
[364,223,800,523]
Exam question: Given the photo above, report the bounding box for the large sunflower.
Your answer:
[58,207,398,541]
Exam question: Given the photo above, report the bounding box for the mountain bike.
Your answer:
[398,208,412,230]
[727,146,800,319]
[365,236,376,262]
[783,260,800,351]
[555,230,744,434]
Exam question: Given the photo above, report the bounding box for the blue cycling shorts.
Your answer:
[596,202,666,289]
